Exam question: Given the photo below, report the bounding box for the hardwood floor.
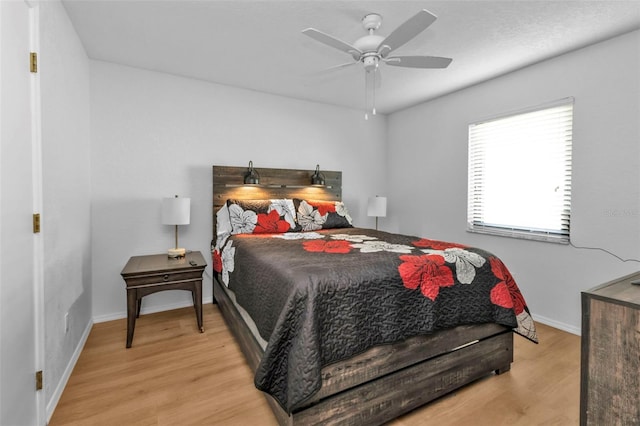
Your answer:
[49,305,580,426]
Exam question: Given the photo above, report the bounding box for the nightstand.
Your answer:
[120,251,207,348]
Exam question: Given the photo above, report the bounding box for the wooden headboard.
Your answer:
[212,165,342,240]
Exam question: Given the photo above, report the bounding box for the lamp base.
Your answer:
[167,248,186,258]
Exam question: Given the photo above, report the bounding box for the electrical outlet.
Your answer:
[64,312,69,334]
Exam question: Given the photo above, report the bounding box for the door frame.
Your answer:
[28,1,45,423]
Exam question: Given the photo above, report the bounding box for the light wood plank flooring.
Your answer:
[49,304,580,425]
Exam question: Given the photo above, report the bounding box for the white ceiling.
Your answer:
[61,0,640,114]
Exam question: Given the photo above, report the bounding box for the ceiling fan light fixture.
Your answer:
[363,55,379,71]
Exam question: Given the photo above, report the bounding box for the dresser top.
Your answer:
[583,271,640,308]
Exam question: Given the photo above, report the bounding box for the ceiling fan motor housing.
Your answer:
[354,34,385,56]
[355,13,386,67]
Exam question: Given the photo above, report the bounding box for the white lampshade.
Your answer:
[162,196,190,225]
[367,196,387,218]
[162,196,190,258]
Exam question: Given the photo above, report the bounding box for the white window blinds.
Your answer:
[467,98,573,243]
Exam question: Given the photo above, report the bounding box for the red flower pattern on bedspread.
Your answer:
[398,254,454,301]
[254,210,291,234]
[412,238,469,250]
[308,201,336,217]
[303,239,352,254]
[212,250,222,273]
[490,282,514,309]
[490,257,525,314]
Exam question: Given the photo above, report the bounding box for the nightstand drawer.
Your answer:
[123,270,203,287]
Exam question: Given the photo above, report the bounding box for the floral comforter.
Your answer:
[213,227,537,412]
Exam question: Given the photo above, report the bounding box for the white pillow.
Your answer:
[216,204,232,236]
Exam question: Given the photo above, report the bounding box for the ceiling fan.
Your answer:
[302,9,452,118]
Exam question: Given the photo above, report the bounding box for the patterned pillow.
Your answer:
[293,199,353,231]
[227,199,300,234]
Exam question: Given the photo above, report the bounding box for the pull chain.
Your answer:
[372,68,377,116]
[364,70,369,120]
[364,68,378,120]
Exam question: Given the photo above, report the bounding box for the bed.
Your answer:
[211,165,537,425]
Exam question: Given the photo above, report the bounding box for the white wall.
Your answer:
[90,61,387,320]
[39,0,92,417]
[387,30,640,334]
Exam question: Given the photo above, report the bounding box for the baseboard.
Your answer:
[46,318,93,423]
[532,313,581,336]
[92,295,214,324]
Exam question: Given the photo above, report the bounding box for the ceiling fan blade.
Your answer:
[385,55,452,69]
[377,9,437,57]
[302,28,362,60]
[305,60,359,81]
[303,62,360,86]
[324,61,358,72]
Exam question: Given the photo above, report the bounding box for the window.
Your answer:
[467,98,573,243]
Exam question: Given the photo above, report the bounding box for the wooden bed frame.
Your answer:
[211,165,513,425]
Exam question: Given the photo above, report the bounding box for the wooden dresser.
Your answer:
[580,271,640,425]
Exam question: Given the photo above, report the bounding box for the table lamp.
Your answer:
[162,195,190,258]
[367,195,387,230]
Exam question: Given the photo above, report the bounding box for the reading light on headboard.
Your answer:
[311,164,326,186]
[244,160,260,185]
